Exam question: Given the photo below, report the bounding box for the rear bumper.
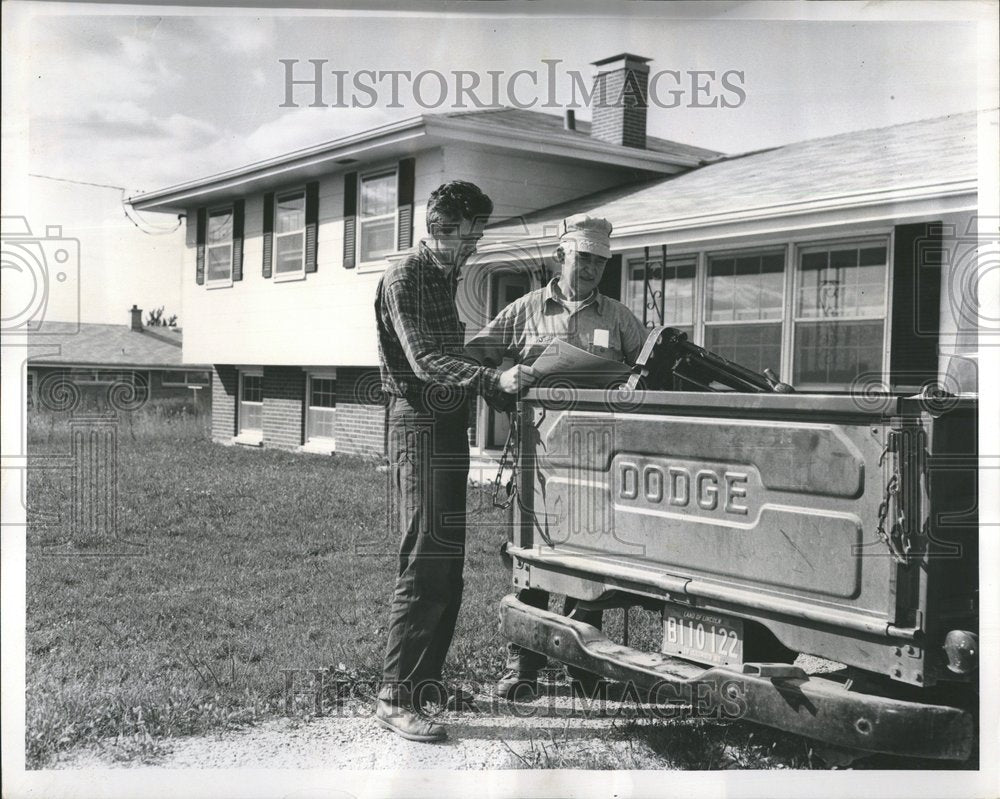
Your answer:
[500,594,974,760]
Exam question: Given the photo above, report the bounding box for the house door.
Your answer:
[485,271,531,450]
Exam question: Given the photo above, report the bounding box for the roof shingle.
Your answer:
[486,110,980,239]
[28,322,207,369]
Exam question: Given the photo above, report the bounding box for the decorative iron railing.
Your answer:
[642,244,668,327]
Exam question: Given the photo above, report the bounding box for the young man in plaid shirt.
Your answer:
[373,181,534,742]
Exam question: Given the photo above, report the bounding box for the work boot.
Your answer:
[494,642,543,700]
[495,669,539,700]
[375,699,447,743]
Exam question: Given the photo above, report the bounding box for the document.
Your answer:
[530,339,633,387]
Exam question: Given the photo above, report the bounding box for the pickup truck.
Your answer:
[499,327,978,761]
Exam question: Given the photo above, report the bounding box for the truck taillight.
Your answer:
[943,630,978,674]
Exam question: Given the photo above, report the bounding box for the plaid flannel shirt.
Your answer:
[375,242,501,401]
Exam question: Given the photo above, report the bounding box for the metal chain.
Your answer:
[492,412,519,509]
[875,471,908,564]
[491,407,555,548]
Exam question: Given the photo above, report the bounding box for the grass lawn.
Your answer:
[25,407,511,767]
[24,406,975,771]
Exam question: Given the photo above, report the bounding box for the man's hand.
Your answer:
[498,364,537,394]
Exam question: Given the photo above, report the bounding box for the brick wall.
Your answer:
[212,365,238,442]
[262,366,306,450]
[212,363,385,456]
[334,367,386,456]
[591,66,648,149]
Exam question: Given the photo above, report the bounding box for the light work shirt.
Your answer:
[466,278,648,368]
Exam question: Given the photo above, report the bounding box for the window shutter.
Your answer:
[232,199,245,282]
[597,253,623,301]
[262,192,274,278]
[890,222,942,388]
[397,158,415,250]
[343,172,358,269]
[195,207,206,285]
[305,181,319,274]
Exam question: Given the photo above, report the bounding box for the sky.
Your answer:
[2,1,995,324]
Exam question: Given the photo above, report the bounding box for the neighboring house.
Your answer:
[28,305,212,411]
[128,52,984,460]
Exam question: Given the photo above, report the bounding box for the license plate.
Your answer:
[662,606,744,667]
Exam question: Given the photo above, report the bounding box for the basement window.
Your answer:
[237,368,263,444]
[303,370,337,453]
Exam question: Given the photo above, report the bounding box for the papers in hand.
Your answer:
[530,339,632,388]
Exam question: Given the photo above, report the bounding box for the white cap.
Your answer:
[559,214,613,259]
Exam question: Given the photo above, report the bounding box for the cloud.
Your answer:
[213,19,273,54]
[239,105,406,160]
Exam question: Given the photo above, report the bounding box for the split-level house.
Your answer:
[129,52,984,461]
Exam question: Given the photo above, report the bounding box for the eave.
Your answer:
[478,178,979,254]
[128,114,699,214]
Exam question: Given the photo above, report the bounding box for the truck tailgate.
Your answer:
[517,389,899,629]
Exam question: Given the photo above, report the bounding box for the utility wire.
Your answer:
[29,173,127,191]
[28,172,185,235]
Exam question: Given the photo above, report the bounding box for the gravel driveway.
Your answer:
[54,656,855,770]
[57,692,664,770]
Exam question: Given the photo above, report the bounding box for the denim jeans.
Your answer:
[378,393,470,706]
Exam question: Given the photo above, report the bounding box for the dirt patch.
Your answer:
[55,692,670,770]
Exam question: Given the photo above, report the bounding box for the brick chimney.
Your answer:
[590,53,650,149]
[129,304,143,332]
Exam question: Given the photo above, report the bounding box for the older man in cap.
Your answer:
[466,213,647,698]
[470,214,647,368]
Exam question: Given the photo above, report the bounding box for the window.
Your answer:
[239,370,263,435]
[26,371,35,410]
[68,369,136,385]
[625,255,696,336]
[161,370,211,387]
[274,190,306,279]
[704,251,784,375]
[359,170,396,262]
[306,371,337,444]
[793,243,888,386]
[206,206,234,285]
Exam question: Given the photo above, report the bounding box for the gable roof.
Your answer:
[485,110,980,242]
[129,108,721,213]
[28,322,208,369]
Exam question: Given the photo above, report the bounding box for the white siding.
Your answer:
[182,143,642,367]
[182,149,445,366]
[443,144,642,222]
